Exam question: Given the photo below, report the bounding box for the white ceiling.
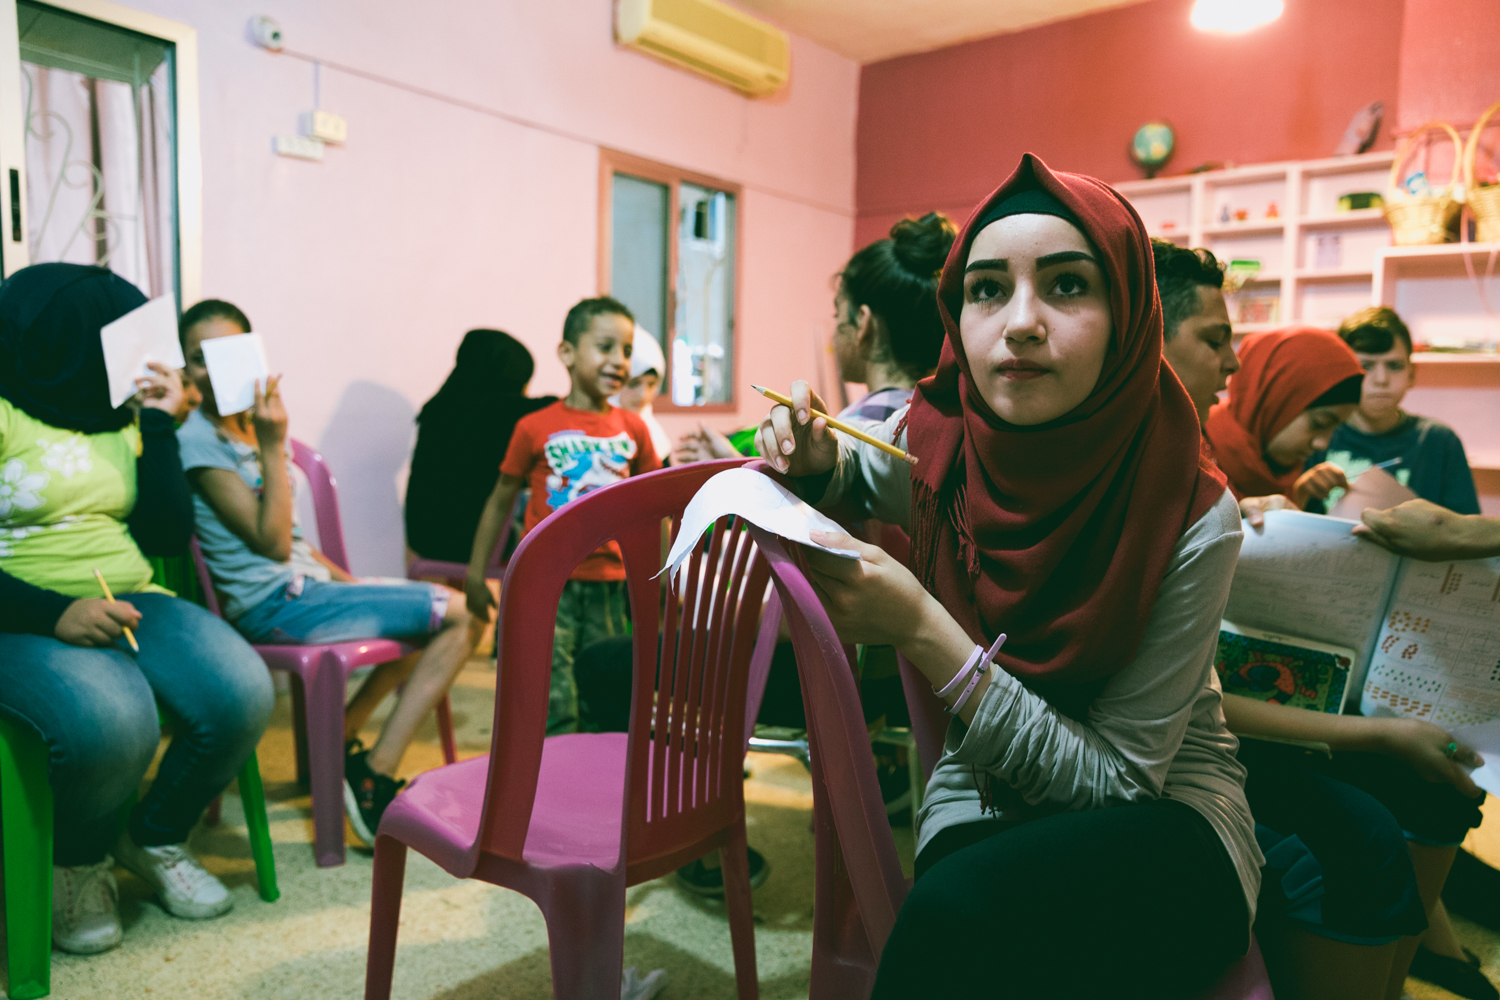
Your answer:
[733,0,1154,64]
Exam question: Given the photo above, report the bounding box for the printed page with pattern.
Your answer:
[1361,556,1500,726]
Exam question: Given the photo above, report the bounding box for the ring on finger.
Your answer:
[1445,741,1460,760]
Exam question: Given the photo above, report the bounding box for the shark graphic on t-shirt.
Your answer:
[542,430,639,511]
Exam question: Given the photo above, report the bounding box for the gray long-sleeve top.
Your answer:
[813,407,1263,922]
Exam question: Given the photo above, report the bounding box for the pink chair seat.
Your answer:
[255,639,419,675]
[382,734,629,875]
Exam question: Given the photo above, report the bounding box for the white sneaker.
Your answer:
[52,858,123,954]
[113,832,233,920]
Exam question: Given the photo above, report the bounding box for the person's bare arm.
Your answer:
[308,547,356,583]
[1353,499,1500,560]
[189,378,293,560]
[465,472,523,620]
[1222,693,1481,796]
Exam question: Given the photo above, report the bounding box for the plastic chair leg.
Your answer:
[720,821,761,1000]
[307,658,351,867]
[0,715,54,1000]
[363,835,408,1000]
[539,869,628,1000]
[289,673,311,788]
[435,695,457,765]
[203,794,223,826]
[236,752,280,902]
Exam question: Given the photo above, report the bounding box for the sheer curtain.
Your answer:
[18,0,175,298]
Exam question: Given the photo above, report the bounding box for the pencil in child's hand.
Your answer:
[753,384,918,465]
[92,568,139,653]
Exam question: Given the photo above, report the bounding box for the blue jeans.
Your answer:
[234,579,445,645]
[0,594,272,866]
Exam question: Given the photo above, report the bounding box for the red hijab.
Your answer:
[904,154,1226,713]
[1204,327,1364,500]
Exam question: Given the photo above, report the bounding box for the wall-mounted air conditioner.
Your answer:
[616,0,790,98]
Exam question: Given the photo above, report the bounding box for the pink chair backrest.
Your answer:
[474,458,769,874]
[749,526,909,958]
[288,438,349,574]
[188,537,223,618]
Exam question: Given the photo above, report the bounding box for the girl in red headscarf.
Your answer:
[758,154,1259,997]
[1205,327,1365,513]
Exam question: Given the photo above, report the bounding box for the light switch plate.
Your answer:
[274,134,325,161]
[299,110,348,144]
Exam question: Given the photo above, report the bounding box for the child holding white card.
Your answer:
[177,300,480,845]
[0,265,272,954]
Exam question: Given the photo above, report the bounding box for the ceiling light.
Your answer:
[1190,0,1284,33]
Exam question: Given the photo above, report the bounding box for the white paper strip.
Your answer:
[657,467,859,583]
[100,295,184,409]
[201,333,270,416]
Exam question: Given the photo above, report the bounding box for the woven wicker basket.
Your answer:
[1385,121,1464,245]
[1464,101,1500,244]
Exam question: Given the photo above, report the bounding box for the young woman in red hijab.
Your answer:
[1205,327,1364,512]
[758,154,1260,998]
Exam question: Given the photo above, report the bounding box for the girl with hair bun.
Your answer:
[834,211,958,424]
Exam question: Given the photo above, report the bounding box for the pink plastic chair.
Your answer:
[404,490,524,587]
[364,458,766,1000]
[190,437,457,867]
[752,526,1275,1000]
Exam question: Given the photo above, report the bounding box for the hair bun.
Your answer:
[890,212,957,276]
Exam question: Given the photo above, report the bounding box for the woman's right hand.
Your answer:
[465,575,497,622]
[251,375,288,447]
[754,380,839,476]
[54,598,142,647]
[1378,716,1483,797]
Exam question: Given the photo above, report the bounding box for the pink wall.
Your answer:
[854,0,1405,246]
[1395,0,1500,132]
[115,0,857,574]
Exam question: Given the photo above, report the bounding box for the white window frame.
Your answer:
[0,0,201,303]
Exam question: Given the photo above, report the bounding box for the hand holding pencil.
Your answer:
[754,380,917,477]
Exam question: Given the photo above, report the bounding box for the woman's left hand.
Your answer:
[133,361,185,417]
[802,528,933,647]
[1292,461,1348,508]
[1378,716,1483,797]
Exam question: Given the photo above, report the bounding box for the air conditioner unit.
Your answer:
[616,0,790,97]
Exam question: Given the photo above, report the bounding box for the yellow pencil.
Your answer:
[92,568,139,652]
[753,385,918,465]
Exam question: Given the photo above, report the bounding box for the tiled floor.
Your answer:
[4,652,1494,999]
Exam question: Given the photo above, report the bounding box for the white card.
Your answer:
[1447,719,1500,797]
[99,295,184,409]
[656,467,860,585]
[201,333,269,415]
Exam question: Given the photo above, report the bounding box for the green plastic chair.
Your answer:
[0,556,279,1000]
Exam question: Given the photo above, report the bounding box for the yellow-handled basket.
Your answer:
[1385,120,1464,245]
[1464,101,1500,244]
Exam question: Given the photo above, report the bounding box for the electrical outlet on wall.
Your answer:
[299,110,348,144]
[274,134,325,161]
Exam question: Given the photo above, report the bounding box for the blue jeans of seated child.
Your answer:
[233,578,447,645]
[0,593,272,866]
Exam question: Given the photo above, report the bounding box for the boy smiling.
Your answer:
[465,297,660,734]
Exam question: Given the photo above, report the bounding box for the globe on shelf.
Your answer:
[1132,121,1176,178]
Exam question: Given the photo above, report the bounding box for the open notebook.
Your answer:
[1224,510,1500,729]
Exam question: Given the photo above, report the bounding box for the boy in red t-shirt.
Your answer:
[465,297,661,733]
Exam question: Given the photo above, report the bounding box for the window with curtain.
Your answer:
[17,0,177,299]
[602,151,738,410]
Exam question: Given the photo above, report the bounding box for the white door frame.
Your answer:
[0,0,201,303]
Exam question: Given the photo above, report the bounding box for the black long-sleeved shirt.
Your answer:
[0,408,193,636]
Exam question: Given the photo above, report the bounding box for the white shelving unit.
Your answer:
[1115,151,1395,333]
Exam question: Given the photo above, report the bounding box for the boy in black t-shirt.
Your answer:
[1308,307,1480,515]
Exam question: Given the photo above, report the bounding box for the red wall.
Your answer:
[1396,0,1500,132]
[855,0,1406,245]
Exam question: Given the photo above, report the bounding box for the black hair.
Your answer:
[1338,306,1412,356]
[839,212,956,380]
[563,296,634,346]
[179,298,251,345]
[1150,239,1225,342]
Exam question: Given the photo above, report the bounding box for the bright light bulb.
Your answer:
[1190,0,1285,33]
